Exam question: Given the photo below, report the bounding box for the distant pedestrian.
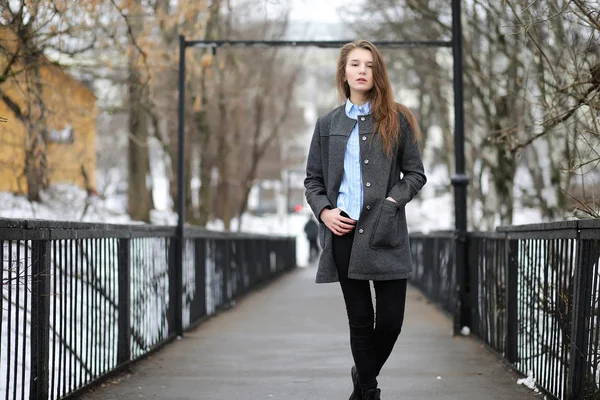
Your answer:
[304,40,426,400]
[303,216,319,263]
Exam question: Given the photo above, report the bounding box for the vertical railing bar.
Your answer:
[103,238,108,374]
[146,238,151,348]
[559,238,567,397]
[21,240,29,400]
[94,238,100,376]
[567,228,594,399]
[133,238,138,359]
[49,240,57,400]
[67,239,73,393]
[130,239,135,359]
[75,238,81,389]
[479,239,485,343]
[98,238,103,375]
[547,239,555,395]
[524,238,530,375]
[552,238,558,397]
[13,240,20,400]
[553,238,561,395]
[558,238,564,396]
[6,239,13,400]
[59,240,66,397]
[73,236,80,390]
[541,239,548,391]
[143,238,148,348]
[84,238,91,380]
[505,235,518,364]
[30,238,51,400]
[84,239,92,387]
[559,237,566,397]
[535,239,541,380]
[146,238,150,347]
[92,238,102,377]
[588,245,599,398]
[489,239,495,347]
[519,239,525,372]
[535,238,541,389]
[76,236,86,387]
[91,238,98,378]
[532,239,538,386]
[90,238,96,382]
[499,239,505,352]
[111,238,117,366]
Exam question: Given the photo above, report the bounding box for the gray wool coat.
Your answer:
[304,105,427,283]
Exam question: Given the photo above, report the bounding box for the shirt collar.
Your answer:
[345,98,371,115]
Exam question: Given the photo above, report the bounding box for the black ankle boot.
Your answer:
[361,388,381,400]
[349,366,361,400]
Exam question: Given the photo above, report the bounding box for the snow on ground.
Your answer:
[0,182,456,267]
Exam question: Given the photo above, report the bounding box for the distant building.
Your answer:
[0,28,97,194]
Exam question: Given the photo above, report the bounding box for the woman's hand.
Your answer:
[320,208,356,236]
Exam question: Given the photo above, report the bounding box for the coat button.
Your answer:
[366,205,371,210]
[362,136,367,141]
[360,117,365,121]
[364,159,369,164]
[366,182,371,187]
[359,229,364,234]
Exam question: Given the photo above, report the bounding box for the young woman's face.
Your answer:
[345,48,374,97]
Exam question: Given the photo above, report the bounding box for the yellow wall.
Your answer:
[0,32,97,194]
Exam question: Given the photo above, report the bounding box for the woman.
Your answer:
[304,40,426,400]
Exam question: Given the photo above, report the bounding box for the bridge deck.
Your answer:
[82,266,537,400]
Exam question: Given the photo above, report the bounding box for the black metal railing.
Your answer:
[0,219,296,400]
[410,231,456,315]
[410,219,600,400]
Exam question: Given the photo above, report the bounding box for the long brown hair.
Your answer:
[335,40,422,156]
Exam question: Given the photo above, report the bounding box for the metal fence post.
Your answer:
[30,239,51,400]
[168,237,183,336]
[505,235,518,364]
[193,238,206,321]
[567,230,596,399]
[467,234,480,335]
[117,238,131,364]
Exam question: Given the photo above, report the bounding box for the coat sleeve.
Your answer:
[304,117,332,221]
[387,117,427,207]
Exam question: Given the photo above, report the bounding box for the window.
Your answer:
[49,125,74,144]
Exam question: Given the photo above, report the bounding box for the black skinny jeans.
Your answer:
[332,230,408,391]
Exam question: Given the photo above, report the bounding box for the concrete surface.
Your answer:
[82,266,540,399]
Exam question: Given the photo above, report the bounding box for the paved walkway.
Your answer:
[82,266,538,400]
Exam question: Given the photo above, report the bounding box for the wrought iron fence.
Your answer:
[0,219,296,400]
[410,220,600,400]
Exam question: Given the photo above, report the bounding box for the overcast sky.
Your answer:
[262,0,360,23]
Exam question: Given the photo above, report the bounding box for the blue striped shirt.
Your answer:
[337,99,371,220]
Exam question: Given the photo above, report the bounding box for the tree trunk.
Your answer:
[127,56,153,222]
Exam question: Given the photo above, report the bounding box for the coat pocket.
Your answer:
[369,200,403,249]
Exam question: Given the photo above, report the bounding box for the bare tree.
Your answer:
[344,0,599,227]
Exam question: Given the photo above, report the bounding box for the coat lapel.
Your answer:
[328,111,356,203]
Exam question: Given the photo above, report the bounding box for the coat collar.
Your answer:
[329,106,374,137]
